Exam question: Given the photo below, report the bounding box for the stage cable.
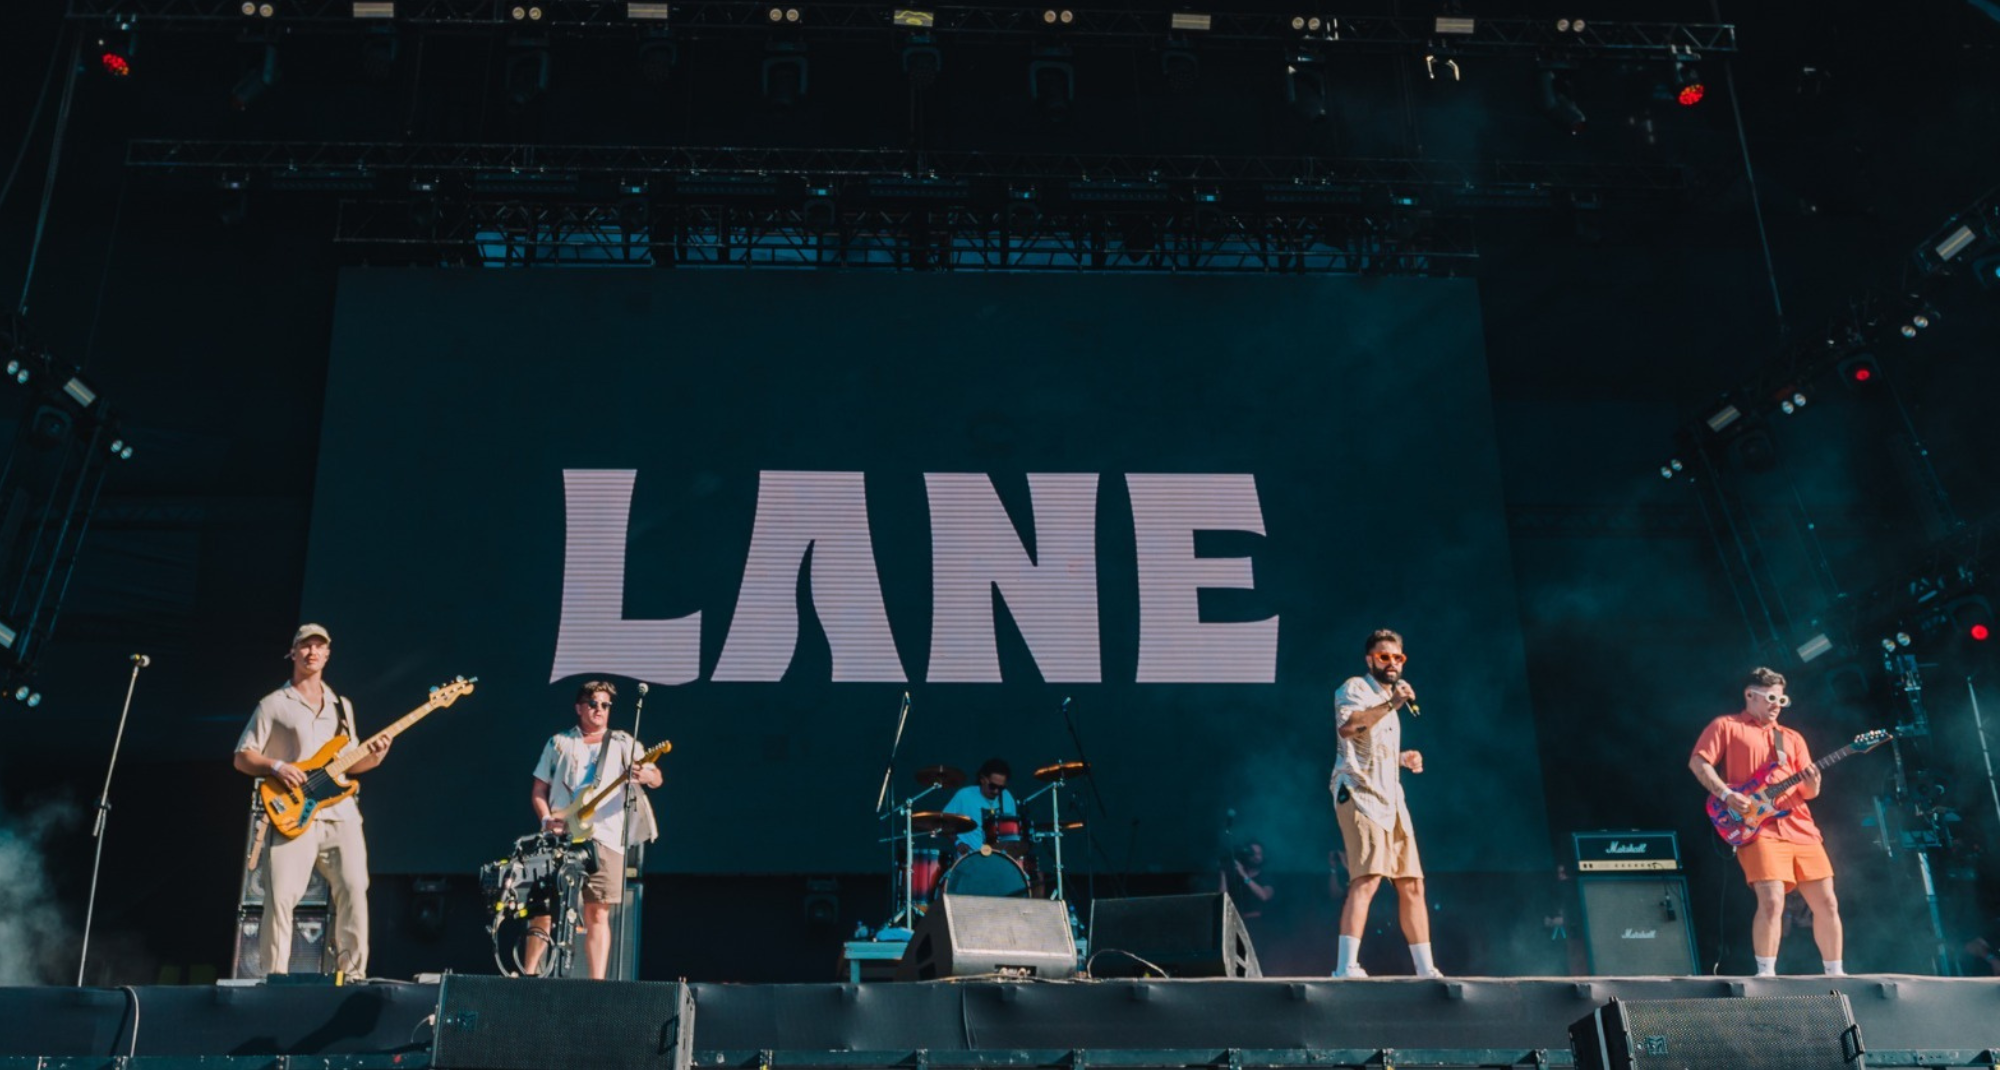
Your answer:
[0,17,66,217]
[1713,0,1787,337]
[79,169,131,371]
[17,26,85,317]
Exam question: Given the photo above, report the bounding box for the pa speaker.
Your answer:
[1087,892,1261,979]
[1577,876,1698,976]
[1570,994,1863,1070]
[433,976,695,1070]
[895,893,1077,980]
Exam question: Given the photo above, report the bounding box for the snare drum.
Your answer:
[908,846,942,908]
[985,811,1024,845]
[940,849,1032,898]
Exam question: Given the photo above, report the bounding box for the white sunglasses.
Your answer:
[1747,689,1792,708]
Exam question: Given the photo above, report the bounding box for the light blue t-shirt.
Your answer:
[942,784,1018,853]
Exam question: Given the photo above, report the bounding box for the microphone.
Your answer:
[1407,699,1422,717]
[1061,697,1072,714]
[902,691,911,711]
[130,654,151,668]
[637,682,649,695]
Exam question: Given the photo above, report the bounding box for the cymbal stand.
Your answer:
[1020,774,1076,902]
[878,781,941,927]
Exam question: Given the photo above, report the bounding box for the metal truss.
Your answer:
[129,140,1701,208]
[67,2,1737,57]
[334,199,1477,274]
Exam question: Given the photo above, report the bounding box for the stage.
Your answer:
[3,976,1997,1069]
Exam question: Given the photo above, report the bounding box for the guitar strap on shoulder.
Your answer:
[338,692,358,747]
[1773,727,1786,763]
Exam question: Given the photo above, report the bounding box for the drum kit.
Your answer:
[878,759,1092,931]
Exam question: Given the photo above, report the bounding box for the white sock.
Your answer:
[1754,955,1777,977]
[1337,935,1362,972]
[1823,959,1845,976]
[1409,942,1439,977]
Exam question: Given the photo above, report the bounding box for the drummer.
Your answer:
[941,758,1019,855]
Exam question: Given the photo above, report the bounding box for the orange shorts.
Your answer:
[1737,838,1833,893]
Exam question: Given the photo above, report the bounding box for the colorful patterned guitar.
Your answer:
[1705,729,1891,846]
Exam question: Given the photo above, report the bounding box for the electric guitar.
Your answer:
[258,677,477,838]
[1706,728,1892,846]
[552,740,672,844]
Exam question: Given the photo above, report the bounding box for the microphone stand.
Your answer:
[78,655,149,986]
[1057,697,1121,903]
[611,681,652,981]
[874,692,913,815]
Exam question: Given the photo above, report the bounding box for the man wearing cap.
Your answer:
[234,624,390,977]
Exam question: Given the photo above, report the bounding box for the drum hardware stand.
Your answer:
[878,780,944,928]
[1020,775,1077,902]
[79,653,150,986]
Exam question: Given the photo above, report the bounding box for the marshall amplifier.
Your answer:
[1574,830,1681,873]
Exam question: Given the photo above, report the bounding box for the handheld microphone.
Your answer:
[130,654,151,668]
[1407,699,1422,717]
[902,691,911,711]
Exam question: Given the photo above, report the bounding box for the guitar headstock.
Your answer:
[637,740,672,765]
[1852,728,1892,753]
[427,676,478,708]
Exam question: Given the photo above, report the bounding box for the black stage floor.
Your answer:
[3,976,1997,1067]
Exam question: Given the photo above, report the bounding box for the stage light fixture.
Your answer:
[767,7,801,23]
[1043,9,1074,26]
[1538,65,1586,134]
[6,359,28,385]
[352,1,394,16]
[97,30,137,77]
[1170,13,1211,32]
[1556,18,1586,32]
[1424,54,1461,81]
[1949,596,1994,643]
[1933,224,1977,263]
[628,2,671,18]
[11,685,28,701]
[1705,404,1741,433]
[26,692,41,708]
[1291,16,1326,33]
[893,9,933,26]
[1839,353,1878,385]
[0,622,15,651]
[241,1,276,16]
[62,376,98,409]
[1897,631,1913,647]
[1673,60,1704,106]
[1796,633,1834,663]
[1880,637,1897,653]
[1435,16,1474,34]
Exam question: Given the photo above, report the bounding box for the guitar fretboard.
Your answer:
[1762,741,1865,796]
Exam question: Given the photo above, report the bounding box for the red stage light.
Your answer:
[100,52,131,77]
[1677,82,1705,107]
[1852,366,1872,383]
[1975,623,1992,642]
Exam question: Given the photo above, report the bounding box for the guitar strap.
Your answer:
[1773,727,1786,765]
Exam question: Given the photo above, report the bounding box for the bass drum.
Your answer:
[940,849,1032,898]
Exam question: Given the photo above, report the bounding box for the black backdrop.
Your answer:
[304,270,1549,875]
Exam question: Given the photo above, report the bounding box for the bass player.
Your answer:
[1689,666,1846,977]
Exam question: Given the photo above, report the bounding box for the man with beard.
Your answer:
[1329,628,1437,978]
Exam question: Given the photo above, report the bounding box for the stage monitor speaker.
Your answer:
[230,906,331,979]
[895,893,1077,980]
[433,975,695,1070]
[1087,892,1261,979]
[1577,875,1698,976]
[1570,994,1863,1070]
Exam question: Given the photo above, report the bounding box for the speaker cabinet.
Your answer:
[1087,892,1261,979]
[230,906,331,979]
[895,894,1077,981]
[1570,994,1863,1070]
[433,976,695,1070]
[1576,876,1698,976]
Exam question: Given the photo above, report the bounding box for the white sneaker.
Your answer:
[1331,963,1369,978]
[1417,967,1445,979]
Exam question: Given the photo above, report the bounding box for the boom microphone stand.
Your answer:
[611,681,653,981]
[78,654,150,986]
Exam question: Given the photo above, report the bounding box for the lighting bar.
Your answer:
[0,621,15,651]
[892,9,933,27]
[1169,12,1211,32]
[1933,224,1976,263]
[1795,633,1833,663]
[352,1,393,16]
[1434,16,1475,34]
[1705,404,1740,433]
[628,1,670,17]
[63,376,99,409]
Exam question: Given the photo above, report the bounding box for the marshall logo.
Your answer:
[1607,841,1651,854]
[1621,928,1658,940]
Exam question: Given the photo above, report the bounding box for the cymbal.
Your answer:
[1035,759,1091,783]
[1027,818,1086,833]
[914,764,967,791]
[909,811,976,835]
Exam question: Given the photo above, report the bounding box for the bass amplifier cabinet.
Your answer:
[1571,994,1864,1070]
[231,790,335,979]
[1577,875,1699,977]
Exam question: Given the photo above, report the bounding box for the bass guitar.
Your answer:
[553,740,672,844]
[1706,728,1891,846]
[259,677,477,838]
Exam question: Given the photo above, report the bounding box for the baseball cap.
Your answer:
[291,623,332,647]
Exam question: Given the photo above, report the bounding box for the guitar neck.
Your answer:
[327,699,442,776]
[1763,743,1858,795]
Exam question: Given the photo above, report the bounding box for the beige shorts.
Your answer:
[584,845,625,904]
[1334,794,1424,881]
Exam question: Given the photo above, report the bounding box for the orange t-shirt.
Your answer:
[1691,711,1822,844]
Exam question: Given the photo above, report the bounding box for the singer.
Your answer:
[1328,628,1439,978]
[525,680,663,979]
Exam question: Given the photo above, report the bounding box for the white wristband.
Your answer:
[273,761,291,777]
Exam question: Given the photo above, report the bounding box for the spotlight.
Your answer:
[26,692,42,708]
[1555,18,1586,32]
[241,1,275,15]
[1897,631,1913,647]
[1779,391,1807,415]
[12,685,26,701]
[1880,637,1897,653]
[1948,595,1993,642]
[1291,16,1326,33]
[1659,465,1673,480]
[1839,354,1879,385]
[1042,9,1074,25]
[1796,633,1834,663]
[1672,60,1704,106]
[766,7,801,23]
[97,31,137,77]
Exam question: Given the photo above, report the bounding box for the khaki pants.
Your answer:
[262,816,370,976]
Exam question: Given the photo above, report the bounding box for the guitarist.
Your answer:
[1688,667,1846,977]
[525,680,663,979]
[232,624,390,977]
